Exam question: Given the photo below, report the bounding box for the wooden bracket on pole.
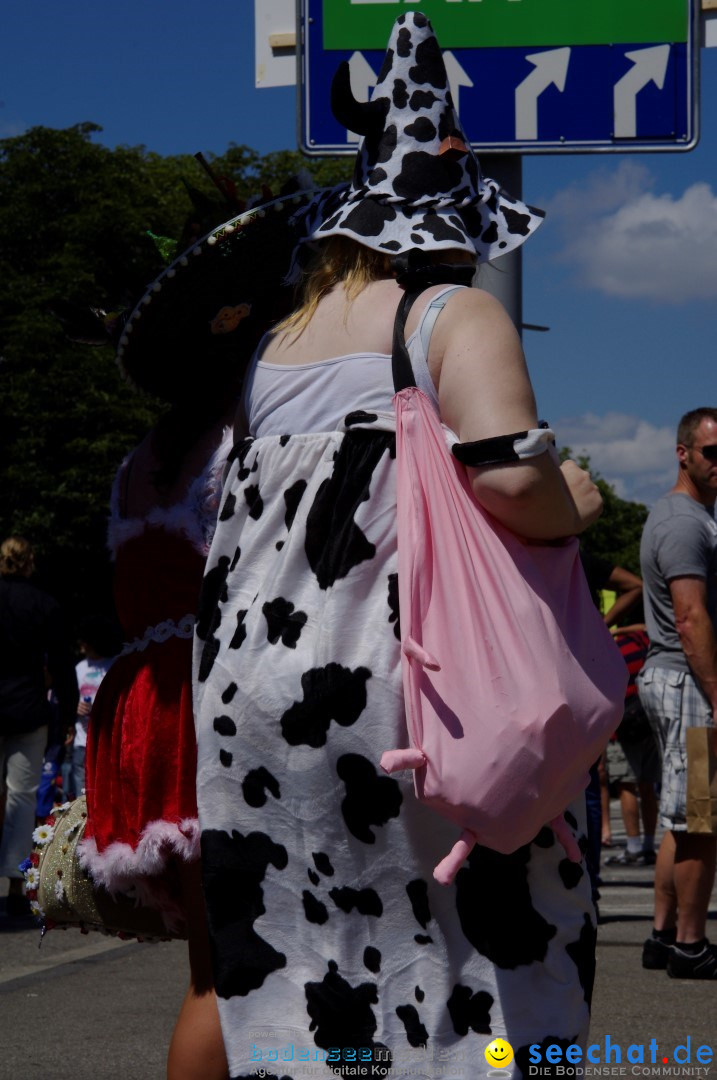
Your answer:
[269,31,296,49]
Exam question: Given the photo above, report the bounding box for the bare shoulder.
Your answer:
[403,282,466,337]
[444,284,505,313]
[434,287,535,441]
[432,285,519,348]
[431,286,523,381]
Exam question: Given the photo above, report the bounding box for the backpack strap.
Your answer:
[392,285,468,395]
[390,255,476,393]
[391,289,424,393]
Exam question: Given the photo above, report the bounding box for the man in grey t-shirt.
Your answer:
[638,407,717,979]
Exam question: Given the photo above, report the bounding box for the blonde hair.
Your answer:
[0,536,35,577]
[275,237,392,336]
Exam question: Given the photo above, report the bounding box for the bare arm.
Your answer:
[610,622,646,636]
[434,288,602,539]
[602,565,643,626]
[669,575,717,716]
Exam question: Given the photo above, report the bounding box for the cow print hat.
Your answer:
[290,11,544,272]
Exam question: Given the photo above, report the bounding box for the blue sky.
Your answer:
[4,1,717,505]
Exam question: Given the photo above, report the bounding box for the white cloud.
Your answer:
[545,162,717,304]
[555,411,675,505]
[547,160,655,220]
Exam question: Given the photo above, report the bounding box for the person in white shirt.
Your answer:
[63,616,119,800]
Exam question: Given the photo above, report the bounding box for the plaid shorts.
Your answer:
[605,732,661,788]
[637,665,714,831]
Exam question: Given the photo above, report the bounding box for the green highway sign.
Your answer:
[302,0,697,153]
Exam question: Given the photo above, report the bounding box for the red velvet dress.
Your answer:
[80,435,229,931]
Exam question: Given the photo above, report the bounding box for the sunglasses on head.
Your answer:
[694,444,717,462]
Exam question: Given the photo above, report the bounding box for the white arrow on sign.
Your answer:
[613,45,670,139]
[346,52,378,143]
[515,47,571,141]
[443,51,474,116]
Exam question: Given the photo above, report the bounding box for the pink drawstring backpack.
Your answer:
[381,287,628,885]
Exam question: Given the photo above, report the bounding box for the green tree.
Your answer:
[0,124,176,620]
[0,124,351,624]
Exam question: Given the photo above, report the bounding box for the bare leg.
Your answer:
[673,833,717,944]
[167,860,228,1080]
[653,830,677,932]
[619,783,640,838]
[638,782,658,839]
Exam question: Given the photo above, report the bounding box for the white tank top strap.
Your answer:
[406,284,467,409]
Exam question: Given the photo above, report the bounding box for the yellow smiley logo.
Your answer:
[485,1038,514,1070]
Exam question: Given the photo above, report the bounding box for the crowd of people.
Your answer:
[2,12,716,1080]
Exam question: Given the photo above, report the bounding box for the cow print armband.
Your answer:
[451,426,555,468]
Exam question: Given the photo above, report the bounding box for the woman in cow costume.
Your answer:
[194,13,603,1079]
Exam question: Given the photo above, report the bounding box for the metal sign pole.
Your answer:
[476,155,524,339]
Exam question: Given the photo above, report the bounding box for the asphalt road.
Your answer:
[1,802,715,1080]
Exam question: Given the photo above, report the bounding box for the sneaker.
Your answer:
[667,941,717,980]
[642,936,672,970]
[606,849,651,867]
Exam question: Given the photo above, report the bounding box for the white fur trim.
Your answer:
[77,817,200,932]
[78,816,200,883]
[514,427,555,459]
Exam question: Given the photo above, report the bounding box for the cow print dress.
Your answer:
[193,344,596,1080]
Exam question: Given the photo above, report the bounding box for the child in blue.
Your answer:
[36,616,120,815]
[63,616,120,800]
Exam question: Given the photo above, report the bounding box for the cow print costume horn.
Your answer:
[331,60,389,139]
